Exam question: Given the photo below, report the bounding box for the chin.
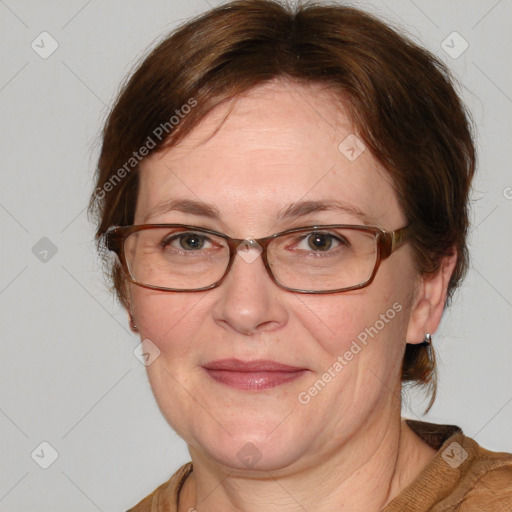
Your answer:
[200,433,305,473]
[184,412,309,472]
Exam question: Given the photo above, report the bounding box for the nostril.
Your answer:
[254,321,281,334]
[241,324,276,336]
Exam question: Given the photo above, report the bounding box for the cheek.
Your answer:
[300,299,368,355]
[131,287,205,359]
[299,291,404,356]
[131,289,210,441]
[294,280,411,394]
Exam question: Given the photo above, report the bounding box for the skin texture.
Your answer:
[128,80,455,511]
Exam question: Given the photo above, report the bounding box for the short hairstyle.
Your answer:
[89,0,476,405]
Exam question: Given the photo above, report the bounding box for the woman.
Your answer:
[89,1,512,510]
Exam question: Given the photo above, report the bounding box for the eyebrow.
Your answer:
[276,200,375,225]
[143,198,375,225]
[143,199,221,223]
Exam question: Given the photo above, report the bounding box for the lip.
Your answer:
[203,359,305,372]
[202,358,308,390]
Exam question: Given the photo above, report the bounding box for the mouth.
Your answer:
[202,359,308,391]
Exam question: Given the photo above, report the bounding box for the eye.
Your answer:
[305,232,335,251]
[295,231,347,252]
[162,232,213,251]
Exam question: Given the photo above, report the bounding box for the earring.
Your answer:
[129,314,139,333]
[420,333,432,346]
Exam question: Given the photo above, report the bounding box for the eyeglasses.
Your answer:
[105,223,411,294]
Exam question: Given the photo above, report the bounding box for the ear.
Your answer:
[406,248,457,344]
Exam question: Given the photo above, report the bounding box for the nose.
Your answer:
[210,246,288,336]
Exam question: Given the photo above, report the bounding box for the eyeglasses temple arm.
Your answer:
[390,225,412,253]
[104,227,122,253]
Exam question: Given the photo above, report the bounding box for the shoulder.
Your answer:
[386,421,512,512]
[126,462,193,512]
[456,439,512,511]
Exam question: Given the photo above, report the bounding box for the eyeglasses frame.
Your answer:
[105,223,411,294]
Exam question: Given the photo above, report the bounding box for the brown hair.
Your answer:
[88,0,476,405]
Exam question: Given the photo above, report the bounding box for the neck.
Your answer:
[179,415,436,512]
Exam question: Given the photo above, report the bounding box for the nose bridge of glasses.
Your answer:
[230,236,267,266]
[215,236,282,293]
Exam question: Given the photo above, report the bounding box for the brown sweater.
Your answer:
[127,420,512,511]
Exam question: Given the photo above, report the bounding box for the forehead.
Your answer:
[136,80,403,233]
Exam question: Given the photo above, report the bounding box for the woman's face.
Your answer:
[131,80,421,472]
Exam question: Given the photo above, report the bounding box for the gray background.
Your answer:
[0,0,511,510]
